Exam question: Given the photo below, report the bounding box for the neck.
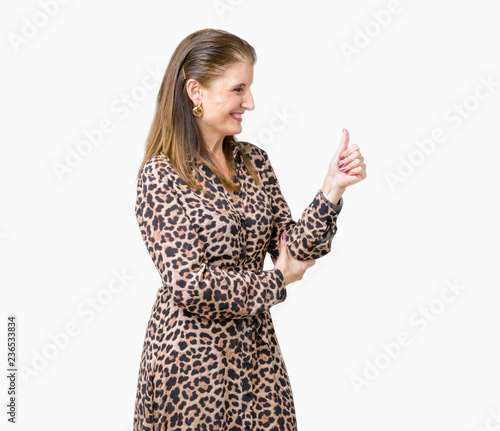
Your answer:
[205,136,225,159]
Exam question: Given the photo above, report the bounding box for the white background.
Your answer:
[1,0,499,430]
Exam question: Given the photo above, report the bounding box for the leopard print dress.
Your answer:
[133,140,343,430]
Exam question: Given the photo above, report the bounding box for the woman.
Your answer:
[134,28,366,430]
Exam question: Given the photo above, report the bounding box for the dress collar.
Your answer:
[186,140,242,164]
[231,140,243,163]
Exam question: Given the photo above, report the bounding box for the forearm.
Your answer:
[268,189,343,261]
[167,264,287,320]
[321,181,346,206]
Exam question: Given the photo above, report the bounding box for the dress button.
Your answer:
[242,246,246,252]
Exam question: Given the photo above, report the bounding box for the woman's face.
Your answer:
[194,60,255,148]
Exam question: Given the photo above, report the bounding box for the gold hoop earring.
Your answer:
[192,104,203,117]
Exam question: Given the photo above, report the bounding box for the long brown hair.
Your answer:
[136,28,262,194]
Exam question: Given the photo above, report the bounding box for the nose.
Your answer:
[242,90,255,111]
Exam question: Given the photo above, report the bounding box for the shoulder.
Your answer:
[237,141,280,188]
[139,153,174,184]
[236,140,270,169]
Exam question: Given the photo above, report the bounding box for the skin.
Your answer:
[276,129,367,285]
[185,61,367,286]
[185,58,255,166]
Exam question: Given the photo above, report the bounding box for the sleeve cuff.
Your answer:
[318,189,344,213]
[286,189,343,257]
[268,267,287,304]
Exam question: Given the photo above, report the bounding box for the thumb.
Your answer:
[335,128,350,160]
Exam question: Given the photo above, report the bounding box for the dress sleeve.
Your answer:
[259,148,344,262]
[135,164,287,321]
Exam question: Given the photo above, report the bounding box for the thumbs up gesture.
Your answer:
[322,129,367,194]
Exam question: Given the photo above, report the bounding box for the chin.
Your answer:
[224,126,242,136]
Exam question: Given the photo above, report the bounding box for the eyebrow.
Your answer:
[233,83,247,87]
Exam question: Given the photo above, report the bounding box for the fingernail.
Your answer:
[346,170,350,174]
[338,162,344,168]
[339,166,346,171]
[339,154,345,160]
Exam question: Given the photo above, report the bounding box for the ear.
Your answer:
[185,79,203,105]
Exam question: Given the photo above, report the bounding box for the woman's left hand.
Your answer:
[323,128,367,191]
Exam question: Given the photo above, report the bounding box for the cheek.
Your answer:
[210,108,229,123]
[203,96,238,125]
[202,100,220,120]
[212,96,235,115]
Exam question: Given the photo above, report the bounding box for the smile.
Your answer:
[230,113,243,122]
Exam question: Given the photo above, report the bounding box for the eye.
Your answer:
[234,88,243,93]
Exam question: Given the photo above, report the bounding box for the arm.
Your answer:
[135,163,287,321]
[258,148,344,262]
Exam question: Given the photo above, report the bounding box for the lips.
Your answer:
[230,112,243,122]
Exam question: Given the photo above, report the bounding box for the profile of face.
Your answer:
[186,60,255,148]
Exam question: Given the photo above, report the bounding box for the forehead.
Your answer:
[213,61,254,86]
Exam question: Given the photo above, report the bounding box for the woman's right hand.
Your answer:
[272,233,316,286]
